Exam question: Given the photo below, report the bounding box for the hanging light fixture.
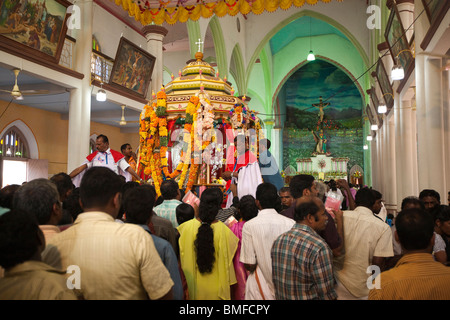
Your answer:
[378,103,387,114]
[366,135,373,141]
[371,124,378,130]
[391,49,414,81]
[378,92,393,114]
[363,145,369,150]
[307,16,315,61]
[391,57,404,80]
[96,83,106,101]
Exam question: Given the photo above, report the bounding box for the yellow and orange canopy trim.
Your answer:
[113,0,343,25]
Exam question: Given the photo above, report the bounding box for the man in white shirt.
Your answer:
[43,167,174,300]
[334,188,394,300]
[240,182,295,299]
[69,134,143,185]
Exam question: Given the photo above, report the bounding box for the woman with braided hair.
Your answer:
[177,187,239,300]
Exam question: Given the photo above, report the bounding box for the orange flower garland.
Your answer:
[155,89,186,180]
[185,109,200,192]
[139,90,217,193]
[178,95,199,190]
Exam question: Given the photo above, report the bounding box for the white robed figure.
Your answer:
[222,134,263,208]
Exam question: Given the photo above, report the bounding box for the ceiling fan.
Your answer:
[0,68,49,100]
[115,105,140,126]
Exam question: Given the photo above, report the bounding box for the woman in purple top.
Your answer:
[228,195,258,300]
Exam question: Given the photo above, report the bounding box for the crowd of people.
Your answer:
[0,169,449,300]
[0,133,449,300]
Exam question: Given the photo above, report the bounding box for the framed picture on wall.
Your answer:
[384,3,414,83]
[420,0,449,50]
[422,0,449,25]
[373,60,394,111]
[109,37,156,99]
[365,104,376,128]
[368,87,383,126]
[0,0,71,64]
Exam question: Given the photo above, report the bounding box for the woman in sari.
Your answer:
[177,187,239,300]
[228,195,259,300]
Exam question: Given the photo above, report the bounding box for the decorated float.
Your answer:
[136,52,263,196]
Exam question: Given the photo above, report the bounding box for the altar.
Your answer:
[295,97,349,181]
[296,155,349,181]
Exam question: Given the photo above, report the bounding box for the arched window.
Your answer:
[89,139,95,154]
[0,126,30,159]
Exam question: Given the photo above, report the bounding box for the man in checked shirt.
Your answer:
[271,196,338,300]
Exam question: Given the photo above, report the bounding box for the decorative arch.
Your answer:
[270,56,365,128]
[187,19,201,58]
[163,66,172,85]
[0,120,39,159]
[273,56,366,110]
[229,44,246,96]
[207,16,228,79]
[245,10,370,90]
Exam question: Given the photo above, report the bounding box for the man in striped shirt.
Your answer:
[154,179,183,228]
[271,196,337,300]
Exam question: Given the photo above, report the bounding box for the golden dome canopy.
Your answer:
[157,52,241,118]
[165,52,233,96]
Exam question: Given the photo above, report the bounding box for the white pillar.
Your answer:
[379,116,389,196]
[399,91,419,198]
[374,126,383,192]
[416,54,448,197]
[371,134,378,189]
[271,126,283,173]
[396,1,415,43]
[386,115,397,212]
[142,25,168,98]
[394,93,403,209]
[67,1,92,172]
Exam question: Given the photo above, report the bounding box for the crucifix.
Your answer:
[195,38,204,53]
[312,96,330,123]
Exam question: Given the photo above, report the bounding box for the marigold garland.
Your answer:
[139,90,225,193]
[185,110,200,192]
[178,95,200,190]
[153,88,185,180]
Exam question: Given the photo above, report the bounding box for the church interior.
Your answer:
[0,0,449,214]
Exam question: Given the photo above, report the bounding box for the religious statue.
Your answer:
[312,96,330,124]
[312,129,327,154]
